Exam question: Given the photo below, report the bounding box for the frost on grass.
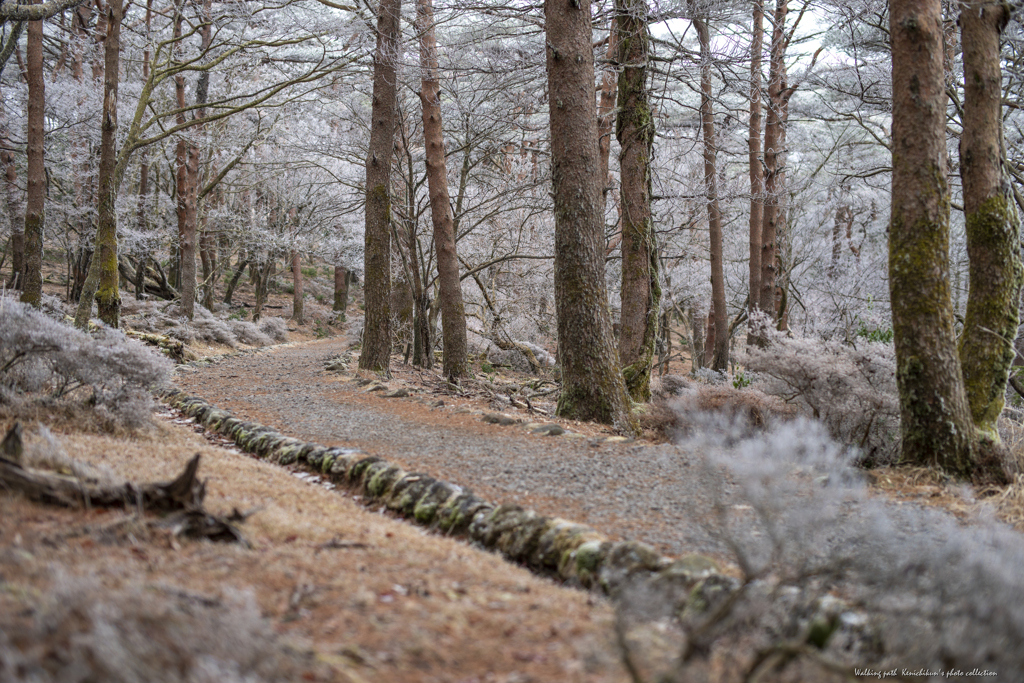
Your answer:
[616,417,1024,680]
[0,297,171,429]
[121,300,286,348]
[738,311,899,465]
[0,577,308,683]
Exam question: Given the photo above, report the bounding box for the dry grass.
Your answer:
[0,414,625,683]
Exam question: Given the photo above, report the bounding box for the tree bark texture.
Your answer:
[1,120,22,290]
[20,12,44,308]
[334,265,349,315]
[957,1,1023,446]
[418,0,467,381]
[889,0,976,477]
[616,0,661,401]
[291,250,304,325]
[544,0,636,432]
[747,0,764,343]
[598,20,618,208]
[695,17,728,371]
[359,0,402,376]
[759,0,789,322]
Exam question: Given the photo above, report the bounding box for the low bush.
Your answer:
[0,297,171,429]
[738,312,899,465]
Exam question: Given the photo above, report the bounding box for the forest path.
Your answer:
[173,336,733,560]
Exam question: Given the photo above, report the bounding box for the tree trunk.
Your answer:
[1,118,22,290]
[291,250,304,325]
[333,265,349,315]
[759,0,789,322]
[544,0,636,432]
[223,255,248,306]
[91,0,123,327]
[359,0,402,376]
[20,11,44,308]
[747,0,764,343]
[695,17,728,371]
[616,0,660,401]
[889,0,976,477]
[957,0,1023,452]
[598,19,618,208]
[417,0,467,381]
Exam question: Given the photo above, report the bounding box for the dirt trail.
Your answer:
[174,337,732,561]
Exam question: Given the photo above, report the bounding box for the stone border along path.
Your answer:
[161,387,730,601]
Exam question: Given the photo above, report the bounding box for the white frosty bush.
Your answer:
[619,419,1024,679]
[0,297,171,428]
[738,312,899,464]
[258,317,289,343]
[0,578,304,682]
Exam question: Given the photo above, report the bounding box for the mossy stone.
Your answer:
[365,463,405,498]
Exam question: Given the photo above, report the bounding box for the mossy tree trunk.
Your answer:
[695,16,728,372]
[957,1,1023,451]
[747,0,764,344]
[20,11,44,308]
[93,0,123,327]
[889,0,976,477]
[597,20,618,210]
[417,0,467,381]
[359,0,401,377]
[544,0,637,433]
[616,0,660,401]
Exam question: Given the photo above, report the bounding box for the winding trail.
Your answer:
[174,337,732,560]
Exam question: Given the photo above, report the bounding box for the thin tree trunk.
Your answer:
[598,19,618,208]
[759,0,788,321]
[958,0,1022,453]
[616,0,660,401]
[417,0,466,380]
[1,119,22,290]
[291,250,304,325]
[359,0,402,376]
[333,265,349,316]
[20,11,44,308]
[223,254,247,305]
[544,0,636,432]
[134,0,152,301]
[747,0,764,343]
[889,0,976,477]
[695,17,728,371]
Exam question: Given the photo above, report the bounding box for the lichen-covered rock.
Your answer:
[218,417,242,437]
[271,439,305,465]
[469,504,551,565]
[327,450,365,482]
[346,456,384,484]
[203,408,230,431]
[572,540,613,589]
[679,574,738,618]
[412,481,460,525]
[434,493,493,535]
[530,519,605,579]
[387,474,436,516]
[364,462,405,499]
[598,541,670,595]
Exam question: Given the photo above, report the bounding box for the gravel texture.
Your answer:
[174,338,734,560]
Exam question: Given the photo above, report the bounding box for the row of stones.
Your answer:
[162,388,726,599]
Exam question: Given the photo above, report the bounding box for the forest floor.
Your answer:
[5,264,1024,681]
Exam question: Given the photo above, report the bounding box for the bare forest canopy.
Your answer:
[2,0,1024,474]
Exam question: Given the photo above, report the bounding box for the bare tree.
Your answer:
[359,0,402,375]
[889,0,976,477]
[957,0,1023,453]
[747,0,764,345]
[544,0,636,431]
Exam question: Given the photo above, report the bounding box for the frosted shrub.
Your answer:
[258,317,289,343]
[228,320,273,346]
[0,579,304,682]
[739,312,899,464]
[0,297,171,429]
[618,419,1024,679]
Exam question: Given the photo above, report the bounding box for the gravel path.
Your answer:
[174,337,735,560]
